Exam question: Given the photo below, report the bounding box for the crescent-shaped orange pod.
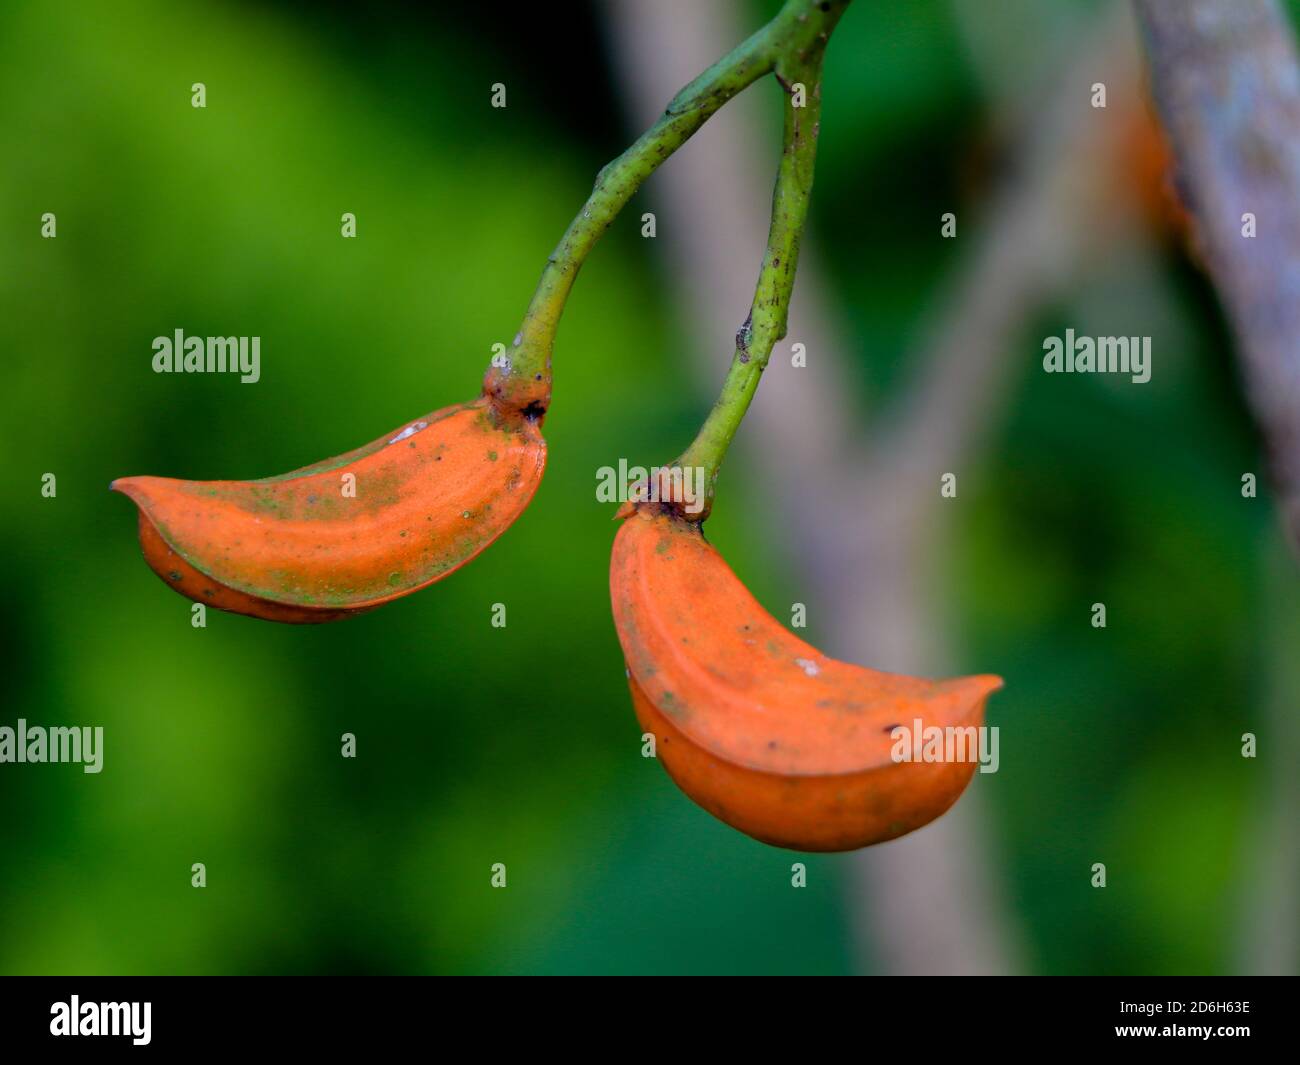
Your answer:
[113,397,545,622]
[610,506,1002,852]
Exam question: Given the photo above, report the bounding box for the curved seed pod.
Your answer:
[610,506,1002,852]
[113,397,545,623]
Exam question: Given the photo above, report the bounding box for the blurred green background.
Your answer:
[2,0,1296,974]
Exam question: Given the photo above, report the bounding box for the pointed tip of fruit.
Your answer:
[941,673,1004,704]
[614,500,636,520]
[110,476,144,504]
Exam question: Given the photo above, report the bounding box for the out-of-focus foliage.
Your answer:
[0,0,1292,974]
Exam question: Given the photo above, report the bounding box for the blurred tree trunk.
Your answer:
[1135,0,1300,975]
[1136,0,1300,552]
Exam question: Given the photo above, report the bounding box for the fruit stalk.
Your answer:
[485,0,853,418]
[671,14,842,519]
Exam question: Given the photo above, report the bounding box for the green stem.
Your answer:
[673,13,842,519]
[483,0,852,419]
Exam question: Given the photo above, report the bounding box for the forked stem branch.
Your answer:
[672,24,839,519]
[483,0,852,419]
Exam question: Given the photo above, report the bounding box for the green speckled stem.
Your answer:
[674,10,843,520]
[488,0,853,415]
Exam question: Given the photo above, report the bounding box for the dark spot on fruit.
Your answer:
[882,722,901,733]
[169,571,182,581]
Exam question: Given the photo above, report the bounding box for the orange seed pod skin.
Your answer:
[611,507,1001,851]
[113,397,545,623]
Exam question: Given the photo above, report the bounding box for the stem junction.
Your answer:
[483,0,851,430]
